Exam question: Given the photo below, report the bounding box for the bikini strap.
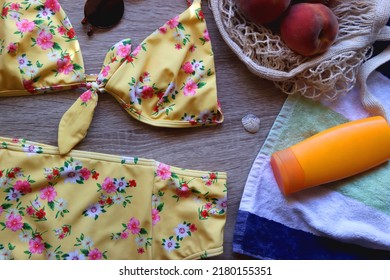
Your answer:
[58,39,132,155]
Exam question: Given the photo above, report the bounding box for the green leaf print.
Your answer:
[73,64,83,71]
[177,23,185,31]
[48,201,55,211]
[8,243,16,250]
[197,82,206,89]
[23,223,32,231]
[32,76,40,83]
[1,203,13,210]
[157,203,164,212]
[33,19,45,25]
[52,42,62,50]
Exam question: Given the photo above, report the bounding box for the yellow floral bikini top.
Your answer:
[0,0,224,154]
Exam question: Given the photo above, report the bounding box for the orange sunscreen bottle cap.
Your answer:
[271,148,305,195]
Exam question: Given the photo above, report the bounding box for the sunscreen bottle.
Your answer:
[271,116,390,195]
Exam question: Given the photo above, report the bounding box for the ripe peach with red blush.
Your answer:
[235,0,291,25]
[292,0,329,5]
[280,3,339,56]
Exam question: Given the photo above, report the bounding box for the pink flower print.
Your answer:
[14,180,32,194]
[183,79,198,96]
[80,90,92,103]
[57,26,66,35]
[79,168,91,180]
[101,177,116,194]
[152,208,160,225]
[175,44,182,50]
[182,61,194,74]
[159,26,167,34]
[132,45,141,57]
[44,0,61,13]
[88,248,103,260]
[141,86,154,99]
[117,43,131,58]
[37,31,54,50]
[26,206,35,216]
[10,3,21,11]
[40,186,57,202]
[166,16,179,29]
[156,163,171,180]
[120,231,129,239]
[127,217,141,235]
[203,29,210,42]
[16,19,35,33]
[29,238,45,255]
[6,43,18,54]
[5,214,24,232]
[101,65,111,77]
[205,202,213,210]
[57,55,74,74]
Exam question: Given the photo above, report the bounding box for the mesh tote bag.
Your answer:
[210,0,390,118]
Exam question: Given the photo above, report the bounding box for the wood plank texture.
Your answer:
[0,0,288,259]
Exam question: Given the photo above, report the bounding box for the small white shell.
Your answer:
[242,114,260,133]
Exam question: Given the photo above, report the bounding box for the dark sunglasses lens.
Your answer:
[84,0,124,29]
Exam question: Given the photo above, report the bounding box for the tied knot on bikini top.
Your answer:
[0,0,224,154]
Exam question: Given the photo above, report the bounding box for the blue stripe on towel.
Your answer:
[233,210,390,260]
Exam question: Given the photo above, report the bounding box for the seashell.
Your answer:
[241,114,260,133]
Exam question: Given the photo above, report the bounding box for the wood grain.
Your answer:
[0,0,287,259]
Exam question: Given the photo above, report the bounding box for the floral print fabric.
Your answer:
[1,0,223,141]
[104,0,224,127]
[57,0,224,154]
[0,0,85,95]
[0,137,227,260]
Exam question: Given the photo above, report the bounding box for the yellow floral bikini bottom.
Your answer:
[0,137,227,260]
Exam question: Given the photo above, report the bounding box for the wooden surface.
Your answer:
[0,0,287,259]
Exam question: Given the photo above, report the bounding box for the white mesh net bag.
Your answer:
[210,0,390,117]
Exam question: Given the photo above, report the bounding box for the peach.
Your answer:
[280,3,339,56]
[235,0,291,25]
[292,0,329,4]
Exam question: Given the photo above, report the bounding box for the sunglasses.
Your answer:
[82,0,125,36]
[82,0,194,36]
